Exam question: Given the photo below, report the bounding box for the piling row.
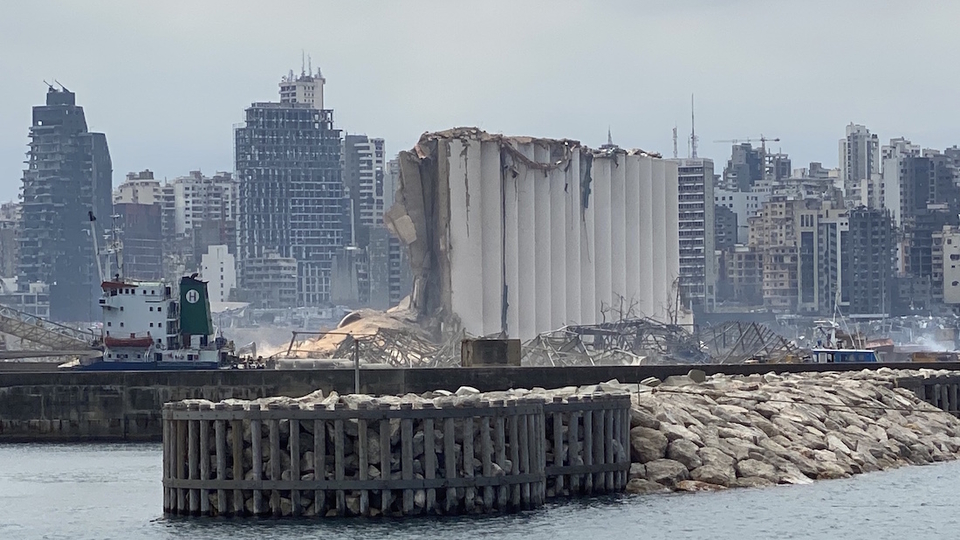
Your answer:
[161,397,551,517]
[901,375,960,416]
[543,395,631,497]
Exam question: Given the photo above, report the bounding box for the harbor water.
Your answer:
[1,442,958,540]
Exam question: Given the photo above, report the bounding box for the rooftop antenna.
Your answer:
[43,80,54,91]
[308,54,312,77]
[607,126,613,146]
[690,94,699,159]
[672,125,678,159]
[301,50,305,76]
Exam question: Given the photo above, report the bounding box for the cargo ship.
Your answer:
[76,275,231,370]
[75,213,233,370]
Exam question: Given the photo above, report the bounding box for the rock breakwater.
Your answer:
[623,368,960,494]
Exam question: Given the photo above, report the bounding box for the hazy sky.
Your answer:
[1,0,958,202]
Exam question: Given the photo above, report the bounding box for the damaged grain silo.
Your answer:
[385,128,681,341]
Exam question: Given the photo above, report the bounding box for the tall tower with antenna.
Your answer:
[280,54,326,109]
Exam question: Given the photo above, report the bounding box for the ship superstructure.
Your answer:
[78,213,229,369]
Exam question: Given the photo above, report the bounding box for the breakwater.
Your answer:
[2,363,960,442]
[623,367,960,493]
[162,391,630,517]
[160,366,960,518]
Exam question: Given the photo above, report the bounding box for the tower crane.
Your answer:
[713,135,781,157]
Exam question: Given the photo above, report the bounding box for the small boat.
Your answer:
[809,348,879,364]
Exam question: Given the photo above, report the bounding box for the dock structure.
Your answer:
[897,372,960,416]
[161,392,630,517]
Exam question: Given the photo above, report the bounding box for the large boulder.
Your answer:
[625,478,671,495]
[690,464,736,487]
[698,446,736,468]
[628,462,646,480]
[735,459,779,483]
[630,427,668,463]
[643,458,690,486]
[676,479,726,492]
[735,476,775,488]
[667,439,703,470]
[630,407,660,430]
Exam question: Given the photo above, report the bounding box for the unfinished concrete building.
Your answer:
[19,85,112,322]
[386,128,682,341]
[235,71,344,307]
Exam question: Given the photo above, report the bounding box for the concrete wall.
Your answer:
[2,363,955,442]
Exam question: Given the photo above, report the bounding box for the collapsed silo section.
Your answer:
[385,128,681,341]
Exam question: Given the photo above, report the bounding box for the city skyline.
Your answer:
[3,0,960,202]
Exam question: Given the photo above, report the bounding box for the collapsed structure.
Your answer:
[386,128,683,341]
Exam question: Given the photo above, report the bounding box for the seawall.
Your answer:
[2,363,959,442]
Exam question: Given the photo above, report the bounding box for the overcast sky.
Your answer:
[1,0,957,202]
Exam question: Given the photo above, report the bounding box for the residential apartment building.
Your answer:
[19,86,112,322]
[845,207,894,316]
[718,244,763,305]
[670,158,715,310]
[200,244,236,304]
[839,123,880,207]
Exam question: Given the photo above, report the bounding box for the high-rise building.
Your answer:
[839,123,880,207]
[714,204,738,252]
[19,85,112,322]
[671,158,715,310]
[722,143,763,191]
[236,70,344,307]
[342,135,387,247]
[279,67,325,109]
[845,207,894,316]
[115,170,162,205]
[114,202,163,281]
[161,171,237,266]
[113,170,164,281]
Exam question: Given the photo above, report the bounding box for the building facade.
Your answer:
[200,244,236,304]
[671,158,715,310]
[235,71,344,307]
[839,123,880,207]
[19,86,112,322]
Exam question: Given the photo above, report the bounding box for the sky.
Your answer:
[1,0,959,202]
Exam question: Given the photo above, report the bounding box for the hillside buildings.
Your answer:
[19,86,112,322]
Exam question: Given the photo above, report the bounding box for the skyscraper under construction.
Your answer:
[19,85,112,322]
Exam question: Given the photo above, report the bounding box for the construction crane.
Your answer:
[713,135,781,155]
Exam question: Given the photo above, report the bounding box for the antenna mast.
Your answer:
[672,126,678,159]
[690,94,698,159]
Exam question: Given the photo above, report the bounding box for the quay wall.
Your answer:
[2,362,960,442]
